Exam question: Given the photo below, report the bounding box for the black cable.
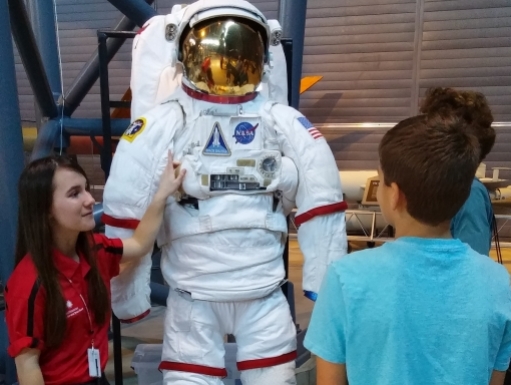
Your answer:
[492,213,502,264]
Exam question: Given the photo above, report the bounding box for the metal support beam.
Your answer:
[25,0,62,103]
[31,119,62,161]
[63,17,137,116]
[8,0,58,119]
[0,0,25,382]
[150,282,169,306]
[107,0,157,28]
[31,118,130,161]
[278,0,308,109]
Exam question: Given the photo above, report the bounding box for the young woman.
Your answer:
[5,152,185,385]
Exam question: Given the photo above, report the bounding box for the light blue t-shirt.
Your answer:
[451,178,493,255]
[304,237,511,385]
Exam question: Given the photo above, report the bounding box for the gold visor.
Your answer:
[181,18,265,96]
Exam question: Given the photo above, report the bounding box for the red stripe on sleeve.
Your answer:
[102,214,140,229]
[294,201,348,227]
[119,309,150,324]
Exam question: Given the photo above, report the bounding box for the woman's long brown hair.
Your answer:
[15,156,109,348]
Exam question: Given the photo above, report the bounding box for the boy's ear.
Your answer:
[389,182,405,211]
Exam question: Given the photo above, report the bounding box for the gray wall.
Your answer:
[12,0,511,177]
[14,0,278,123]
[301,0,511,180]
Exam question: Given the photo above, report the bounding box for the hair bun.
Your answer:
[420,87,493,130]
[420,87,495,162]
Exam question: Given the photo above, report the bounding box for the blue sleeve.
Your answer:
[494,284,511,371]
[304,266,347,364]
[451,182,492,256]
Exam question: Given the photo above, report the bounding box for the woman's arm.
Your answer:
[15,348,44,385]
[121,151,185,261]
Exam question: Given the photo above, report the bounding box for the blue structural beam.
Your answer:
[64,0,155,116]
[31,118,130,161]
[0,0,26,382]
[64,17,140,116]
[26,0,63,103]
[8,0,58,118]
[107,0,157,28]
[278,0,308,109]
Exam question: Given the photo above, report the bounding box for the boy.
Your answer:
[304,112,511,385]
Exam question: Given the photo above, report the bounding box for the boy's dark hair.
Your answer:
[379,112,480,226]
[420,87,495,162]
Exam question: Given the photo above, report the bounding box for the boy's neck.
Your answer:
[393,216,451,240]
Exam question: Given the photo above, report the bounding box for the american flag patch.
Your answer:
[297,117,323,139]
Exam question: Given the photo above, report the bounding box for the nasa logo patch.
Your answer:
[233,122,259,145]
[203,122,231,156]
[122,118,146,142]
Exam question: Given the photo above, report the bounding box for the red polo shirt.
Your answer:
[5,234,123,385]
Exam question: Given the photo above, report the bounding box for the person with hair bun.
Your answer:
[5,152,185,385]
[420,87,496,255]
[304,108,511,385]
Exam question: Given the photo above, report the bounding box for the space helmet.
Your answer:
[167,0,282,97]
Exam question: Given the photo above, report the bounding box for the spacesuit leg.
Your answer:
[235,289,297,385]
[162,371,225,385]
[240,361,296,385]
[160,290,226,385]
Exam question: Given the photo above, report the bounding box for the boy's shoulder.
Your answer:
[330,243,395,280]
[332,239,509,288]
[468,247,510,284]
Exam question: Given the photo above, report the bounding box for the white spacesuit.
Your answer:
[102,1,347,384]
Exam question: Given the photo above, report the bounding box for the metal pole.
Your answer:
[107,0,157,28]
[98,32,113,180]
[278,0,308,109]
[0,0,25,382]
[25,0,62,103]
[97,30,122,385]
[8,0,58,118]
[111,315,123,385]
[64,1,155,116]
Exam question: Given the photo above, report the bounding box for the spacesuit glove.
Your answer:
[303,290,318,302]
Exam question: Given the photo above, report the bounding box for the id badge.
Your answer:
[87,348,101,378]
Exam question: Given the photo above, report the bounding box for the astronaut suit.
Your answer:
[102,1,347,384]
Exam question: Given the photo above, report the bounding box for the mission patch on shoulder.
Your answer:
[122,117,147,142]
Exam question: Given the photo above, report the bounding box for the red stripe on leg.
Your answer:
[237,350,297,371]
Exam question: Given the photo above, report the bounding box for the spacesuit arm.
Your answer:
[103,102,184,322]
[266,103,347,299]
[121,154,185,260]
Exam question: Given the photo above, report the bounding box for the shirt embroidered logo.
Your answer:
[66,302,84,318]
[297,117,323,140]
[203,122,231,156]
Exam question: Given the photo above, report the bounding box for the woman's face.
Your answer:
[50,168,96,234]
